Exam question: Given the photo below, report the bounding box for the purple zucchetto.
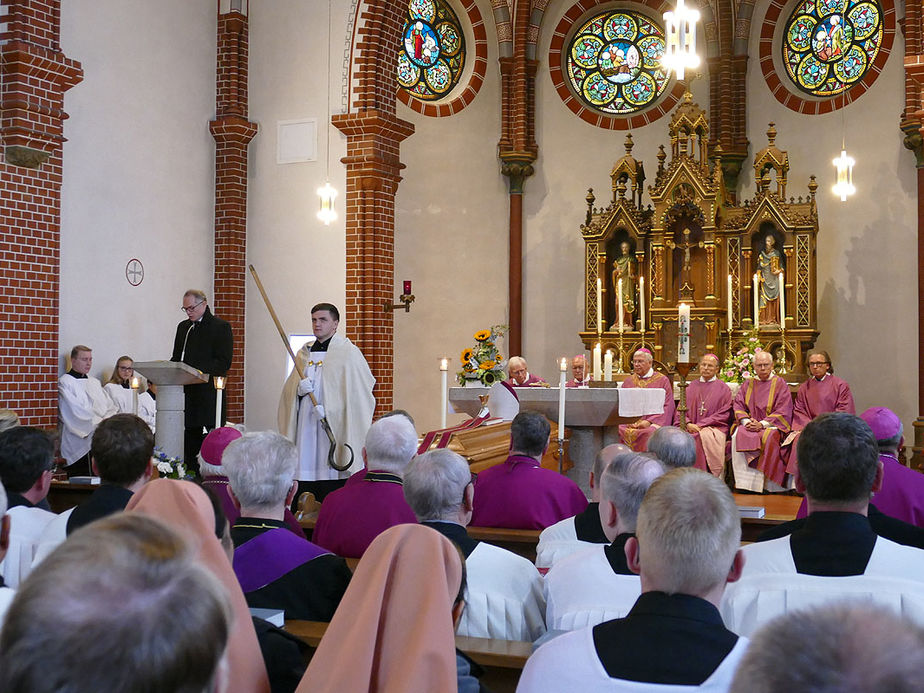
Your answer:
[199,426,242,467]
[859,407,902,443]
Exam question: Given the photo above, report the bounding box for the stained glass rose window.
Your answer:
[398,0,466,101]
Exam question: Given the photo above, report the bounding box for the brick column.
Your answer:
[332,111,414,417]
[209,8,257,423]
[0,0,82,426]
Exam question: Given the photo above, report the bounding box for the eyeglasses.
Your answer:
[808,361,829,367]
[118,365,134,372]
[181,301,205,314]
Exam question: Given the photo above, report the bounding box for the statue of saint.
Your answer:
[611,240,636,329]
[757,234,783,326]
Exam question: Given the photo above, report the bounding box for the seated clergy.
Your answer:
[0,428,56,588]
[507,356,548,387]
[565,354,592,387]
[518,468,748,692]
[544,453,664,632]
[730,349,793,492]
[403,448,546,642]
[618,349,676,452]
[536,444,628,571]
[224,431,351,621]
[783,349,855,478]
[470,411,587,530]
[740,413,924,579]
[646,426,697,468]
[675,353,733,476]
[103,356,156,432]
[58,345,118,476]
[312,414,418,557]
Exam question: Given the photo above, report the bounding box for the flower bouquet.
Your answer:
[719,330,765,383]
[153,447,188,480]
[457,325,509,386]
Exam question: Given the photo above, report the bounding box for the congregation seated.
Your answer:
[646,425,696,468]
[126,478,271,691]
[0,481,14,625]
[518,468,748,691]
[618,348,675,451]
[34,413,154,565]
[565,354,592,387]
[783,349,855,479]
[536,443,626,571]
[296,523,486,693]
[102,355,156,431]
[0,513,234,693]
[470,410,587,530]
[0,428,55,587]
[543,453,664,632]
[58,344,118,476]
[673,354,732,476]
[729,603,924,693]
[199,426,304,537]
[729,349,793,492]
[223,431,351,622]
[403,448,546,642]
[738,412,924,579]
[507,356,548,387]
[312,414,418,557]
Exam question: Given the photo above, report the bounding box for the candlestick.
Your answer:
[617,278,624,334]
[753,273,760,330]
[214,376,225,430]
[439,358,449,429]
[677,303,691,363]
[778,270,785,327]
[557,357,567,435]
[726,274,733,329]
[604,350,614,381]
[639,276,646,332]
[593,342,602,381]
[130,377,139,416]
[597,277,603,334]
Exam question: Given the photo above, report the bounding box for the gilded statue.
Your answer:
[611,240,636,329]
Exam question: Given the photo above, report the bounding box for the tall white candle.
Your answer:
[617,278,624,333]
[597,277,603,333]
[593,343,602,381]
[778,271,785,327]
[726,274,733,330]
[214,376,225,429]
[604,350,614,381]
[558,357,567,438]
[639,276,646,332]
[130,377,139,416]
[439,358,449,429]
[677,303,691,363]
[753,273,760,329]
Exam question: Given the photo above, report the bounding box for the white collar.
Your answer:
[699,376,717,382]
[813,373,829,382]
[641,368,654,378]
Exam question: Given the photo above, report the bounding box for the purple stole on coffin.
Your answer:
[233,527,331,593]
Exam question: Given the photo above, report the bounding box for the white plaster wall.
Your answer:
[744,3,917,431]
[245,0,350,429]
[59,0,217,381]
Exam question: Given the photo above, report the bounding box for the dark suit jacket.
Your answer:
[171,307,233,427]
[66,484,134,535]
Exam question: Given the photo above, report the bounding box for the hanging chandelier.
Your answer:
[317,0,338,225]
[662,0,700,80]
[832,149,855,202]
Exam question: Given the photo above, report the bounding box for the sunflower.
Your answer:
[474,329,491,342]
[463,362,475,372]
[480,360,496,370]
[482,370,499,385]
[461,348,474,363]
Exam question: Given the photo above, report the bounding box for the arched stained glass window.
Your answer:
[398,0,466,101]
[782,0,883,97]
[565,10,669,116]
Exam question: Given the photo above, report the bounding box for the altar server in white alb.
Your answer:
[58,345,117,476]
[403,448,546,642]
[103,356,156,432]
[278,303,375,497]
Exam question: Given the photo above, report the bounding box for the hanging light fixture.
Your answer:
[662,0,700,80]
[832,148,855,202]
[317,0,338,225]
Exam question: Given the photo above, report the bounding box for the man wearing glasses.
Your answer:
[170,289,233,472]
[783,349,855,481]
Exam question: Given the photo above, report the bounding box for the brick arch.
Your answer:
[397,0,489,117]
[759,0,896,114]
[548,0,686,131]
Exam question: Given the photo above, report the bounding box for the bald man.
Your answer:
[618,349,675,451]
[676,353,733,476]
[565,355,592,388]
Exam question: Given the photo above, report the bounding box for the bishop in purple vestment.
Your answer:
[675,354,733,476]
[470,411,587,530]
[507,356,549,387]
[785,350,855,476]
[618,349,675,451]
[730,350,793,491]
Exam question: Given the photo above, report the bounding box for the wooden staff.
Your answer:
[248,264,353,472]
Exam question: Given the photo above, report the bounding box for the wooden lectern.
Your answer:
[132,361,208,462]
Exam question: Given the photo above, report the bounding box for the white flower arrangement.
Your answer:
[153,447,187,480]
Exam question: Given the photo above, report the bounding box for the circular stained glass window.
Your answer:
[782,0,883,97]
[565,10,669,116]
[398,0,466,101]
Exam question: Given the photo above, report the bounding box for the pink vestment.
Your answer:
[785,375,855,474]
[509,373,547,387]
[566,376,592,388]
[732,375,793,486]
[675,378,733,475]
[470,455,588,530]
[618,372,676,451]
